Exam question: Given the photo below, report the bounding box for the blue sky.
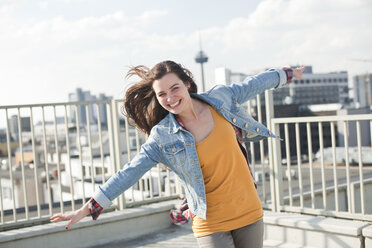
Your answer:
[1,0,372,106]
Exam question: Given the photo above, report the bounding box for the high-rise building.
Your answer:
[8,115,31,141]
[68,88,87,125]
[68,88,112,126]
[353,73,372,108]
[98,93,110,126]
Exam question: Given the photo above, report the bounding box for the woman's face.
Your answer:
[153,72,191,115]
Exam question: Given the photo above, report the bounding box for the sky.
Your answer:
[1,0,372,107]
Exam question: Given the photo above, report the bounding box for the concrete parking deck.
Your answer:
[90,223,272,248]
[90,223,197,248]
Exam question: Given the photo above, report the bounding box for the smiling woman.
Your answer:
[123,61,198,135]
[51,60,305,248]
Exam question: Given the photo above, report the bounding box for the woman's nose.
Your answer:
[166,94,174,102]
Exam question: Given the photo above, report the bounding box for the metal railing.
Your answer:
[268,105,372,222]
[1,90,371,230]
[0,100,180,230]
[242,90,372,222]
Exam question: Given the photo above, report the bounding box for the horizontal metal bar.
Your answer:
[272,114,372,124]
[0,99,112,109]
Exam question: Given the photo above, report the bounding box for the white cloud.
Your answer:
[137,9,168,22]
[39,1,48,9]
[0,0,371,107]
[0,6,186,106]
[198,0,372,74]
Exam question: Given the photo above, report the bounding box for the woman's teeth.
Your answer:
[170,100,180,107]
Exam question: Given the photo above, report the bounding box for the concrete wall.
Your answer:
[264,211,369,248]
[0,201,175,248]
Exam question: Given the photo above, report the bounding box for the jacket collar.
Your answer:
[168,112,183,134]
[167,92,224,134]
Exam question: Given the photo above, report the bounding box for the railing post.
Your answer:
[111,100,126,210]
[272,122,284,211]
[265,89,283,212]
[109,99,126,210]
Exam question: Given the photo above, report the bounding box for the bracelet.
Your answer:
[283,68,293,83]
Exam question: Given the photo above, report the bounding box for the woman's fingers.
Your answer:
[66,219,73,230]
[293,65,306,79]
[50,213,75,230]
[50,206,88,230]
[297,65,305,72]
[50,212,73,222]
[50,214,66,222]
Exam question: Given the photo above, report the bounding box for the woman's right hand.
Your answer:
[50,202,90,230]
[293,66,306,79]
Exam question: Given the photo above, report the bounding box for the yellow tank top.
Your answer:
[192,106,263,237]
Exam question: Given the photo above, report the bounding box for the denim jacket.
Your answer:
[93,69,287,220]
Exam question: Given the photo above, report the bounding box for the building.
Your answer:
[270,66,349,106]
[8,115,31,141]
[337,107,372,147]
[215,67,251,85]
[0,128,6,143]
[0,128,19,156]
[353,73,372,108]
[98,93,110,126]
[288,66,349,106]
[68,88,87,124]
[68,88,112,126]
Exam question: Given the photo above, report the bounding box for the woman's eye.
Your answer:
[172,87,179,91]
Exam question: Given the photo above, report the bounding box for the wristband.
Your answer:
[283,68,293,83]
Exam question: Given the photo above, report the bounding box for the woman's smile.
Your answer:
[169,99,182,108]
[153,72,193,115]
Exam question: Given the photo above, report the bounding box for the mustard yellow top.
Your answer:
[192,106,263,237]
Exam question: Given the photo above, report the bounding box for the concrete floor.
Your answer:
[90,223,197,248]
[89,223,272,248]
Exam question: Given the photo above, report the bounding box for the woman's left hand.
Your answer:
[293,66,306,79]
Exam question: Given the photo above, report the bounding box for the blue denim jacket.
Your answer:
[93,69,287,220]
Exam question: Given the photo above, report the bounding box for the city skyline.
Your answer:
[0,0,372,107]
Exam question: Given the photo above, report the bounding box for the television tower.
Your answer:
[194,33,208,92]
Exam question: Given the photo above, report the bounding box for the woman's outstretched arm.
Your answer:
[50,135,163,230]
[228,66,305,104]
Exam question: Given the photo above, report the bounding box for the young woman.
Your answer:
[51,61,305,248]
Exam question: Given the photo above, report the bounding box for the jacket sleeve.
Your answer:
[92,136,162,208]
[229,68,288,104]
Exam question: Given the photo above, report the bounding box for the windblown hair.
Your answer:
[122,60,197,135]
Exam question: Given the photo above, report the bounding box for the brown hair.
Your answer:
[122,60,197,135]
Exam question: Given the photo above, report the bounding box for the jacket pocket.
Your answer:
[163,141,186,166]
